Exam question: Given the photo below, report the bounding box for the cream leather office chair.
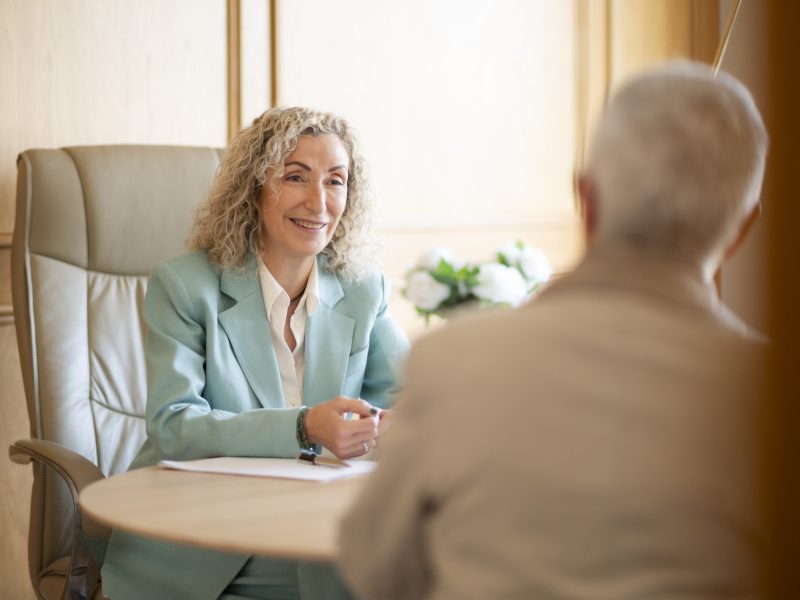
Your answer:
[9,145,223,600]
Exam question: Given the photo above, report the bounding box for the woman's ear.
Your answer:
[724,202,761,260]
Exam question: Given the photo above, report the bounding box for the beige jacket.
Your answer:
[338,244,764,600]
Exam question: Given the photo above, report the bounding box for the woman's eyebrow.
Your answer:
[284,161,348,174]
[285,160,311,171]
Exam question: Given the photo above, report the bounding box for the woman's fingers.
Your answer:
[331,396,380,419]
[305,398,383,458]
[337,437,378,460]
[326,422,378,458]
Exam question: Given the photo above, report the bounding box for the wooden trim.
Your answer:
[381,217,578,234]
[692,0,721,64]
[0,231,11,248]
[573,0,611,212]
[227,0,242,141]
[574,1,589,183]
[269,0,278,107]
[604,0,613,92]
[713,0,742,72]
[765,1,800,595]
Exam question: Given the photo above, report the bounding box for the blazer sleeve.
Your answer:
[140,260,304,462]
[359,274,410,408]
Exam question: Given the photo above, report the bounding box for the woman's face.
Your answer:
[259,133,349,267]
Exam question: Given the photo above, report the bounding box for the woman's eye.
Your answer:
[285,174,303,182]
[328,178,345,186]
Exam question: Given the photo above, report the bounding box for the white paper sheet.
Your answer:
[158,456,376,482]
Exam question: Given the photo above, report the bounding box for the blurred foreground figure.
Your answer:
[338,61,768,600]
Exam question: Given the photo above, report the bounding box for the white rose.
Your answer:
[497,242,523,264]
[405,271,451,311]
[416,246,454,271]
[472,263,528,305]
[518,247,552,283]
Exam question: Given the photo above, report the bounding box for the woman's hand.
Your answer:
[305,397,381,459]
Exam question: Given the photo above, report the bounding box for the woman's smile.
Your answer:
[289,217,329,231]
[259,133,349,270]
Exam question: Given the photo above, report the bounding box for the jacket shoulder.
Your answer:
[152,250,220,281]
[149,250,225,302]
[341,268,385,294]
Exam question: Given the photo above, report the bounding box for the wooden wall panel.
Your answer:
[0,1,228,596]
[609,0,694,85]
[575,0,720,162]
[608,0,719,88]
[0,324,33,599]
[0,0,228,231]
[718,0,770,332]
[240,0,272,125]
[276,0,581,334]
[764,3,800,595]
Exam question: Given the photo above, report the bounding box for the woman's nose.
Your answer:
[305,183,326,213]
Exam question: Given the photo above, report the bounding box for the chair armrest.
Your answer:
[10,438,109,538]
[10,438,111,600]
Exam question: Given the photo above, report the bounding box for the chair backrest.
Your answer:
[11,144,223,583]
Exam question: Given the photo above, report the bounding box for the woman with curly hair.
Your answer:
[102,107,409,600]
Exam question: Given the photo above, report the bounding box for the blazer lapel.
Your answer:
[303,263,356,406]
[217,256,284,408]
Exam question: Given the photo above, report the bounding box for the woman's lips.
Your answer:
[290,218,328,231]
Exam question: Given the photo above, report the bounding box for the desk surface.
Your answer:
[79,466,367,561]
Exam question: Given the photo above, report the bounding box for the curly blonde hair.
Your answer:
[189,106,374,279]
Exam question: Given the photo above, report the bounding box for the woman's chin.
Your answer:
[288,240,329,260]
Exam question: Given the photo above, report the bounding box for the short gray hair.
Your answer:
[584,61,768,266]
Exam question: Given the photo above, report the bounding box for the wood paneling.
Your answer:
[718,0,770,332]
[764,2,800,595]
[275,0,581,336]
[227,0,242,140]
[0,0,228,231]
[575,0,611,172]
[609,0,694,85]
[608,0,719,88]
[240,0,272,124]
[0,1,228,596]
[0,324,34,599]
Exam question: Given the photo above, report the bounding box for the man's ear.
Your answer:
[724,202,761,259]
[577,174,598,244]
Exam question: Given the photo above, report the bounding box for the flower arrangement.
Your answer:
[403,241,552,320]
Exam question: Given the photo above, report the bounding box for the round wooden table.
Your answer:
[79,466,367,561]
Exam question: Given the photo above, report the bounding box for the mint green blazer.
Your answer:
[102,250,409,600]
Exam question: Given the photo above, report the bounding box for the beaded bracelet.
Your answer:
[296,406,314,450]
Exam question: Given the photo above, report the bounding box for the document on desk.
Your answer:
[158,456,376,482]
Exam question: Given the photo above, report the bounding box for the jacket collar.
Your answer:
[563,242,717,312]
[537,241,756,337]
[220,253,345,307]
[217,253,354,409]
